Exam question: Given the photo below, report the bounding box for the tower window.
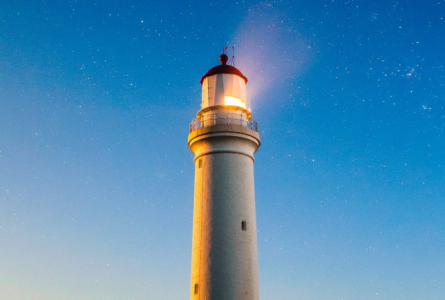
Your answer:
[194,284,199,294]
[198,159,202,169]
[242,221,247,231]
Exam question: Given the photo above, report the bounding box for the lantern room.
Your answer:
[198,54,251,120]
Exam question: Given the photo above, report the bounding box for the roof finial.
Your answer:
[219,54,228,65]
[220,46,229,65]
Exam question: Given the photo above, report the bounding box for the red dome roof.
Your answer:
[200,55,248,85]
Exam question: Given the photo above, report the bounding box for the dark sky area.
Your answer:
[1,1,444,299]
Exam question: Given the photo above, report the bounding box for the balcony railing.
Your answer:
[189,113,259,133]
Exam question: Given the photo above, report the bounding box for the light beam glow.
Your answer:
[231,3,312,105]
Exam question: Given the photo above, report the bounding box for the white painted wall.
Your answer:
[189,125,260,300]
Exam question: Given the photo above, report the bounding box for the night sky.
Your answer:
[1,1,444,299]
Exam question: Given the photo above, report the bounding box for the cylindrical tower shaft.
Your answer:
[189,125,260,300]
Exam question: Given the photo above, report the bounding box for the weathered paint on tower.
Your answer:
[188,53,261,300]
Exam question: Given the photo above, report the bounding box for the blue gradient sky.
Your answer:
[1,1,444,299]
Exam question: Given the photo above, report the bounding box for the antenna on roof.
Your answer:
[226,45,235,67]
[232,45,235,67]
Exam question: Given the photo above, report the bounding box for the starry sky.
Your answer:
[1,1,444,299]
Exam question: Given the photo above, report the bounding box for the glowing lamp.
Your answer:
[224,96,246,108]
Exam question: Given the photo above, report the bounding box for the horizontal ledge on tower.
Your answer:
[188,124,261,147]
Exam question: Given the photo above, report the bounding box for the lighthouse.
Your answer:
[188,53,261,300]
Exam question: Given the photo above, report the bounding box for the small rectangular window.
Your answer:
[194,284,199,294]
[242,221,247,231]
[198,159,202,169]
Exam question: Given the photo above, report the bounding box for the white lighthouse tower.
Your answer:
[188,53,261,300]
